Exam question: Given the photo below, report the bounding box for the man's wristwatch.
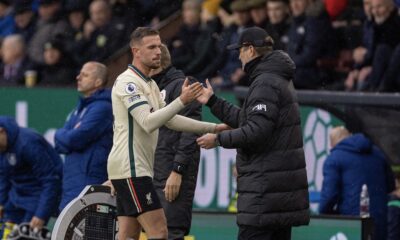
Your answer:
[173,162,186,175]
[215,134,221,146]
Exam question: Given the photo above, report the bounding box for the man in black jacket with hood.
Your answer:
[197,27,310,240]
[150,44,203,240]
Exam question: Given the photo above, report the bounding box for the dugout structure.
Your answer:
[234,88,400,165]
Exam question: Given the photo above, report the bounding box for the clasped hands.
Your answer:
[180,79,232,149]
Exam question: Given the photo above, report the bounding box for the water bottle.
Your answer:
[360,184,370,218]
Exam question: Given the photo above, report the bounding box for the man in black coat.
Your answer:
[150,44,203,240]
[196,27,310,240]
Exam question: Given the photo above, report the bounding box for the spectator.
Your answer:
[13,0,37,43]
[110,0,142,32]
[150,44,203,240]
[319,127,395,240]
[200,0,250,88]
[55,61,112,210]
[179,0,220,78]
[170,0,202,71]
[364,0,400,91]
[79,0,127,62]
[0,34,35,86]
[266,0,291,50]
[377,44,400,92]
[248,0,268,29]
[387,172,400,240]
[345,0,374,91]
[287,0,336,89]
[63,0,88,66]
[37,38,76,86]
[0,0,14,39]
[0,116,62,229]
[27,0,68,64]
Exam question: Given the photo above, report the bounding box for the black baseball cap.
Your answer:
[227,26,272,50]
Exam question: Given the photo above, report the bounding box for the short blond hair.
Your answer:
[160,44,171,70]
[330,126,351,148]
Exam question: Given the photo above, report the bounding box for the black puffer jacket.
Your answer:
[152,66,202,232]
[207,50,310,227]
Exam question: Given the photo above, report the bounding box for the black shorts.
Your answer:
[111,176,162,217]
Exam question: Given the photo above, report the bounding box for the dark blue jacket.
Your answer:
[0,13,15,38]
[287,1,335,89]
[55,89,113,210]
[319,133,394,240]
[0,117,62,221]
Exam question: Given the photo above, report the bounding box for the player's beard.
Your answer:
[145,59,161,70]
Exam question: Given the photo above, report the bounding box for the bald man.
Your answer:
[320,126,395,240]
[329,126,350,148]
[55,62,113,210]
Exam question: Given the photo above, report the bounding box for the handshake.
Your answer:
[179,78,232,149]
[179,78,214,105]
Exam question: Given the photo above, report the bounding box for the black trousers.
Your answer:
[238,225,291,240]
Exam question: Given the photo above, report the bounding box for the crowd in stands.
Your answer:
[0,0,183,86]
[1,0,400,90]
[168,0,400,92]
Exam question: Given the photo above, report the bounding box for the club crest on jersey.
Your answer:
[125,83,137,94]
[252,104,267,112]
[160,89,166,101]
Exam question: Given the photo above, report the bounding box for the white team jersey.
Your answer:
[107,64,168,179]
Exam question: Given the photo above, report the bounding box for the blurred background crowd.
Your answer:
[1,0,400,91]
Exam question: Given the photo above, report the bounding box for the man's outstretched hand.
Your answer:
[197,133,217,149]
[215,123,231,133]
[180,78,203,105]
[197,79,214,104]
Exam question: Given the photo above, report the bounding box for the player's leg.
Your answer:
[117,216,141,240]
[111,179,143,240]
[131,177,167,239]
[114,176,167,239]
[137,208,168,240]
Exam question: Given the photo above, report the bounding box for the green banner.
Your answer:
[0,87,78,144]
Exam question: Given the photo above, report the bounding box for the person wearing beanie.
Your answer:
[248,0,269,29]
[36,38,76,86]
[13,0,37,43]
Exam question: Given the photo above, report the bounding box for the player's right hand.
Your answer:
[102,180,116,196]
[180,78,203,105]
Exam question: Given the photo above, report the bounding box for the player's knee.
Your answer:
[159,226,168,239]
